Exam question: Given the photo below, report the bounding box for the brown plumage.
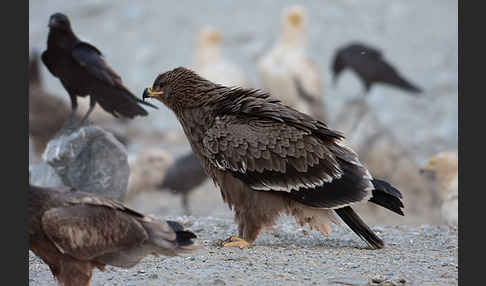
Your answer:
[143,67,404,249]
[29,184,197,286]
[41,13,156,126]
[29,52,81,157]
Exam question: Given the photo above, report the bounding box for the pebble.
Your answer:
[149,274,159,279]
[212,279,226,285]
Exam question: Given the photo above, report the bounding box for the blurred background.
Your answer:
[29,0,458,226]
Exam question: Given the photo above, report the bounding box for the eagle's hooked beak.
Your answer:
[142,87,164,101]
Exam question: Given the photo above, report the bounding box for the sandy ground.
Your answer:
[29,216,458,286]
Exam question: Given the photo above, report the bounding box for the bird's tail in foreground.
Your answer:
[334,179,403,249]
[166,220,198,250]
[369,179,404,216]
[335,206,384,249]
[96,219,198,268]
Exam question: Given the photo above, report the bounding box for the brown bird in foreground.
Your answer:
[29,184,197,286]
[42,13,156,128]
[143,67,404,249]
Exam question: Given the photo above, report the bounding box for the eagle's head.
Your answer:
[143,67,217,112]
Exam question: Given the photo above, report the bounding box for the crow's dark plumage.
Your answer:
[29,52,81,157]
[331,42,422,94]
[157,151,208,215]
[143,67,404,249]
[29,184,197,286]
[41,13,156,127]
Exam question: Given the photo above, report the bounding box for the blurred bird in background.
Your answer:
[41,13,157,129]
[29,184,198,286]
[157,151,209,215]
[258,5,327,122]
[420,151,458,226]
[193,25,252,88]
[331,42,423,95]
[125,148,174,202]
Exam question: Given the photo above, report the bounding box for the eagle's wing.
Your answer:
[41,193,149,260]
[202,114,374,208]
[71,42,123,87]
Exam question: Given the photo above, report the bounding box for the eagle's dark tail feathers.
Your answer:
[369,179,404,216]
[335,206,384,249]
[335,179,404,249]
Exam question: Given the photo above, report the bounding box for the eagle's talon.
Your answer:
[223,236,251,249]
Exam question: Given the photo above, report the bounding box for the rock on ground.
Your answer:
[29,216,458,286]
[29,161,65,188]
[42,125,130,200]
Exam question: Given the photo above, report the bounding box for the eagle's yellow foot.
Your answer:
[223,236,251,249]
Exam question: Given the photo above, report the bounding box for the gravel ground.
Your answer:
[29,216,458,286]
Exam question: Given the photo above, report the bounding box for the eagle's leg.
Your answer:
[223,236,251,249]
[223,213,262,248]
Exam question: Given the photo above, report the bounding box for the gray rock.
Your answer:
[29,161,65,188]
[42,125,129,200]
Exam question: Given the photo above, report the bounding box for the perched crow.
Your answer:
[331,42,422,94]
[29,184,197,286]
[143,67,404,249]
[157,151,208,215]
[41,13,156,127]
[29,52,81,157]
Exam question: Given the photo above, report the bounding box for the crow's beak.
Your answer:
[142,87,164,101]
